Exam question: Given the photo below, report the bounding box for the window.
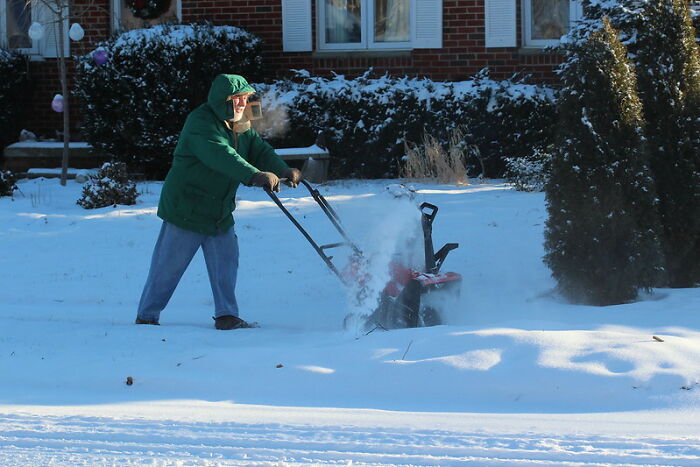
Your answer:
[7,0,31,48]
[284,0,439,53]
[1,0,38,54]
[523,0,582,47]
[318,0,412,50]
[0,0,67,57]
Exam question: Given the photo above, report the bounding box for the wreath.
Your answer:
[126,0,172,20]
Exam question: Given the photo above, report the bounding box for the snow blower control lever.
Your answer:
[265,180,462,330]
[420,203,459,275]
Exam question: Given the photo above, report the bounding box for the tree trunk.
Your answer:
[57,4,70,186]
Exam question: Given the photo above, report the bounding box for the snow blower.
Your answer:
[265,180,462,330]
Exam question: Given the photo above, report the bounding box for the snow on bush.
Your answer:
[0,48,29,148]
[258,69,556,179]
[565,0,700,287]
[545,18,663,306]
[74,23,264,179]
[504,148,552,192]
[77,162,139,209]
[0,170,18,197]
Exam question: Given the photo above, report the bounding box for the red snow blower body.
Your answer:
[266,180,462,330]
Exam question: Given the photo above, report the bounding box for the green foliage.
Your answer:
[574,0,700,287]
[0,48,29,149]
[504,148,552,192]
[77,162,139,209]
[74,23,264,179]
[545,19,663,305]
[631,0,700,287]
[0,169,18,197]
[260,70,556,179]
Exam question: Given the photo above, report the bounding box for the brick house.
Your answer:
[1,0,579,139]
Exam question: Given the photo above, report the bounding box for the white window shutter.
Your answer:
[37,2,69,58]
[485,0,516,47]
[413,0,442,49]
[282,0,311,52]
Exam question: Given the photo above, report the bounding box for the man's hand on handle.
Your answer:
[281,168,302,188]
[250,171,281,192]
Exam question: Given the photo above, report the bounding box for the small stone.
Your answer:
[126,376,134,386]
[276,364,284,368]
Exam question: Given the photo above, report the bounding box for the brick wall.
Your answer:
[181,0,561,81]
[20,0,561,137]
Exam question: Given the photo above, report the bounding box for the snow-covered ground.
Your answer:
[1,177,699,466]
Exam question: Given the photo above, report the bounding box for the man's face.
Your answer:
[228,93,251,122]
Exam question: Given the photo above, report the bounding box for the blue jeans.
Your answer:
[137,221,240,322]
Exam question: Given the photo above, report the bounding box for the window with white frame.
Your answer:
[0,0,68,57]
[1,0,38,53]
[315,0,439,51]
[523,0,582,47]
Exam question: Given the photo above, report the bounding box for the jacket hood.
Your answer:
[207,74,256,121]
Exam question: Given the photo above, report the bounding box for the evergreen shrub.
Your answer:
[544,19,663,305]
[575,0,700,286]
[504,148,552,192]
[0,48,29,149]
[74,23,264,179]
[77,162,139,209]
[0,169,18,197]
[259,70,556,179]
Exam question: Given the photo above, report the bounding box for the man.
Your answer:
[135,74,301,330]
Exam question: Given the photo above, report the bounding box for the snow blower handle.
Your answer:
[420,203,439,225]
[263,180,362,286]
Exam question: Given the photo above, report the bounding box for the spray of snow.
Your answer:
[343,190,424,333]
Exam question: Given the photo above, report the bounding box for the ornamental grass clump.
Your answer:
[401,128,469,184]
[77,162,139,209]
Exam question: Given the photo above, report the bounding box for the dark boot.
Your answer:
[214,315,253,330]
[135,317,160,325]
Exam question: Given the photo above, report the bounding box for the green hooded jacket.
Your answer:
[157,74,289,235]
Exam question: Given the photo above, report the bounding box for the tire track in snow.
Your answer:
[0,414,699,466]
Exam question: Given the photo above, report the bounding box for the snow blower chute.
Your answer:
[265,180,462,330]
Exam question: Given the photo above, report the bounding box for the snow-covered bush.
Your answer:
[627,0,700,287]
[0,48,29,149]
[568,0,700,287]
[259,69,556,179]
[77,162,139,209]
[504,148,551,192]
[545,19,663,306]
[74,23,264,179]
[0,170,18,197]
